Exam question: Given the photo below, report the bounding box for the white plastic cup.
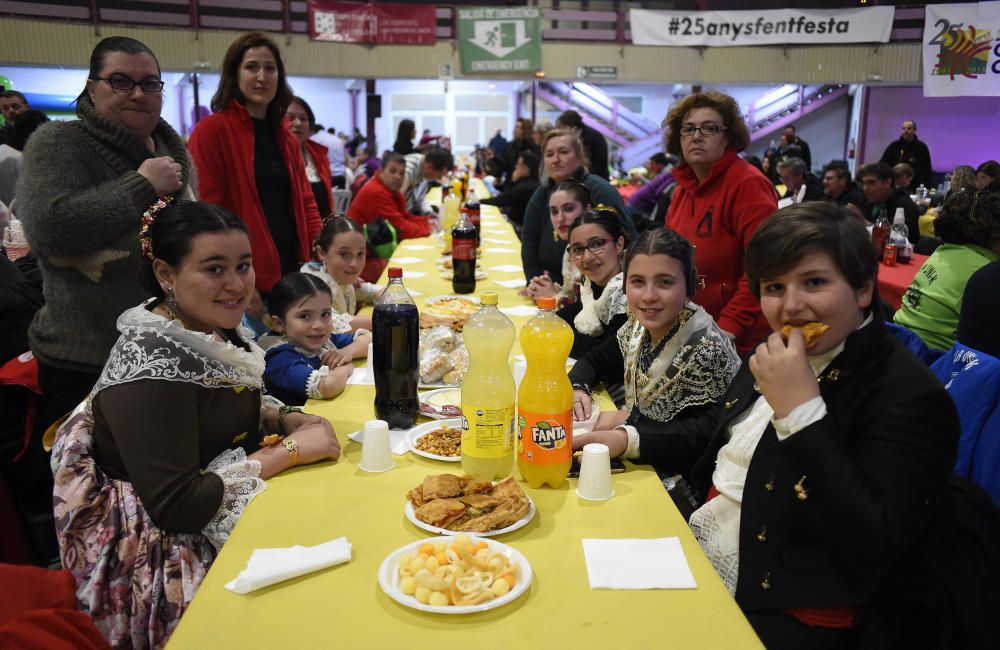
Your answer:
[576,443,615,501]
[359,419,395,473]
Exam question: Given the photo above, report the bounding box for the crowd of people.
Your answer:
[1,32,998,650]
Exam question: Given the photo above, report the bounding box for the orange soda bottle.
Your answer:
[516,295,574,488]
[460,292,515,479]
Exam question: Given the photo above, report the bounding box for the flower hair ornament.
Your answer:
[139,196,174,260]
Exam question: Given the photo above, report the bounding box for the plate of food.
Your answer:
[419,388,463,419]
[377,534,532,614]
[405,474,535,537]
[420,297,478,331]
[406,419,463,462]
[441,268,488,281]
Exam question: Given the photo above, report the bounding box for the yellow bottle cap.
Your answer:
[480,292,498,305]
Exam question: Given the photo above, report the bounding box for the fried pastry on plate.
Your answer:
[414,498,468,528]
[460,475,493,495]
[780,322,831,347]
[421,474,464,501]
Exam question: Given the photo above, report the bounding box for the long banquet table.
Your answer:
[168,183,762,649]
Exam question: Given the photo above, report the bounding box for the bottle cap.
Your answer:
[480,292,498,306]
[894,207,905,221]
[388,267,402,278]
[893,214,905,224]
[536,296,557,310]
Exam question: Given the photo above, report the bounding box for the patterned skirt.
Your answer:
[51,411,217,649]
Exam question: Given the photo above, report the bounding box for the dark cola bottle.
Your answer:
[452,210,477,295]
[373,267,419,429]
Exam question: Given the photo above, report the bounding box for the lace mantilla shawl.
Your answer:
[575,273,627,336]
[617,302,740,423]
[90,301,265,398]
[88,301,268,549]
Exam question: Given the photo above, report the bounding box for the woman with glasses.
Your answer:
[188,32,321,306]
[569,228,740,483]
[663,91,777,354]
[520,128,634,289]
[17,37,192,562]
[286,96,333,220]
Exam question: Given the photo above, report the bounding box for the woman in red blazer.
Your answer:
[188,32,321,298]
[286,96,333,221]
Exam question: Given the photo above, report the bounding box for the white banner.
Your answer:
[922,2,1000,97]
[630,7,894,47]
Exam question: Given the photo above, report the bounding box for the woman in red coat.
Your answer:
[188,32,321,299]
[663,91,778,353]
[286,96,333,221]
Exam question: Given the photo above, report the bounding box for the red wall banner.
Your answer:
[308,1,437,45]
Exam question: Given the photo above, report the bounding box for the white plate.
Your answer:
[419,388,463,420]
[378,536,532,614]
[404,492,536,537]
[406,418,463,462]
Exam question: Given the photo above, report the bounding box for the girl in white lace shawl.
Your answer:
[570,228,740,474]
[50,201,340,649]
[301,215,379,334]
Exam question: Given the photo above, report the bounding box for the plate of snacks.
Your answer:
[419,326,468,386]
[407,419,462,462]
[378,534,531,614]
[419,388,463,419]
[404,474,536,537]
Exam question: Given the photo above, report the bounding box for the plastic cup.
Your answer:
[576,443,615,501]
[359,419,395,473]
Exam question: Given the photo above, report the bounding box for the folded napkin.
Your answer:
[494,278,526,289]
[582,537,697,589]
[389,256,424,264]
[347,428,410,455]
[401,271,427,279]
[481,236,511,243]
[489,264,524,273]
[346,344,375,385]
[226,537,352,594]
[402,244,434,250]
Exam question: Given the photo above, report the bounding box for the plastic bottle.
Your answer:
[916,184,928,201]
[441,185,460,254]
[452,208,477,294]
[465,188,481,247]
[517,296,574,488]
[890,209,912,264]
[871,207,891,260]
[461,292,516,479]
[373,267,419,429]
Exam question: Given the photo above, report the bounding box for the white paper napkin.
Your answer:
[401,270,426,279]
[490,264,524,273]
[390,256,425,264]
[346,344,375,385]
[582,538,697,589]
[403,244,435,250]
[485,247,517,254]
[500,305,538,317]
[225,537,352,594]
[481,236,512,244]
[494,278,527,289]
[347,428,410,455]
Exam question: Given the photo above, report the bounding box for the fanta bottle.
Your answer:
[517,295,574,488]
[461,292,515,479]
[442,185,460,253]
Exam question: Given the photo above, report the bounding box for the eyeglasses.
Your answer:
[93,75,165,94]
[679,123,727,138]
[567,237,612,259]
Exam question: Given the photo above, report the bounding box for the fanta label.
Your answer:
[516,409,572,464]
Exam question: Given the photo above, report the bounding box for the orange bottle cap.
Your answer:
[536,296,556,309]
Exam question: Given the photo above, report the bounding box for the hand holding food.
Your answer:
[749,329,822,419]
[572,389,592,422]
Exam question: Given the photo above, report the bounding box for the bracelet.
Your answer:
[278,405,304,434]
[572,383,593,396]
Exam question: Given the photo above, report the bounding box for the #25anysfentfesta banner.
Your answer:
[922,1,1000,97]
[629,6,894,48]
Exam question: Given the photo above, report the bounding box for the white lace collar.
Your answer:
[90,300,265,398]
[575,273,627,336]
[301,261,356,315]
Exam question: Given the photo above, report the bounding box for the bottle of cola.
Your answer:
[452,209,477,294]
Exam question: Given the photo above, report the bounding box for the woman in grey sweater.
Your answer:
[18,36,193,438]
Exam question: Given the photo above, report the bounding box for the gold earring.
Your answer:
[553,229,559,242]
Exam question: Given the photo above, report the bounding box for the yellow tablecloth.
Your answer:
[168,185,761,648]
